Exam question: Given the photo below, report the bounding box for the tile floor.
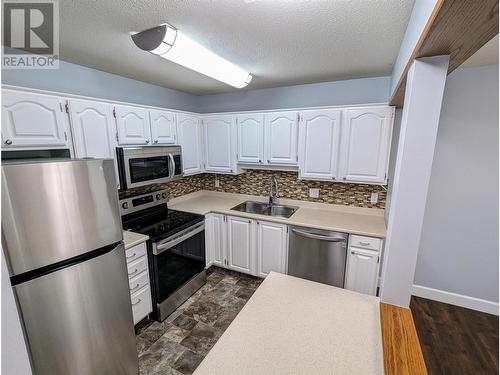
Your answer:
[135,266,263,375]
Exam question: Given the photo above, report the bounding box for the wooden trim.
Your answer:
[390,0,499,107]
[380,302,428,375]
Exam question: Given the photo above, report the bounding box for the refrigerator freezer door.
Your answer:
[13,243,138,375]
[2,159,122,276]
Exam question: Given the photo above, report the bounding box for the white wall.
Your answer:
[1,251,33,374]
[414,65,499,309]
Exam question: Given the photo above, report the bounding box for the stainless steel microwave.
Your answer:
[116,146,182,190]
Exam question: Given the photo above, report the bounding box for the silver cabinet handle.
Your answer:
[130,283,141,292]
[291,228,346,242]
[154,139,158,144]
[128,268,139,276]
[359,242,371,246]
[132,298,142,306]
[4,139,12,145]
[145,140,150,144]
[126,252,136,259]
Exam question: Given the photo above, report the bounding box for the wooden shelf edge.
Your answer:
[390,0,498,107]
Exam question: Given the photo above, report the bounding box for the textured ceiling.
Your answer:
[59,0,415,95]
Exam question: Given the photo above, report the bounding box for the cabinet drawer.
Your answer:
[125,242,147,264]
[349,235,382,251]
[131,286,152,325]
[128,270,149,294]
[126,256,148,279]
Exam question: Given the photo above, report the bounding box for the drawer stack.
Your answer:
[125,242,152,324]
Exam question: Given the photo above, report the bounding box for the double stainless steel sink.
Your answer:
[230,201,299,218]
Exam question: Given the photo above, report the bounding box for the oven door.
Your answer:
[151,222,205,305]
[123,148,172,189]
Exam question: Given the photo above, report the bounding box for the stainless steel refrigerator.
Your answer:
[1,159,138,375]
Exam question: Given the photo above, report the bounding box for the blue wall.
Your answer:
[197,76,391,113]
[2,56,198,112]
[390,0,439,96]
[2,54,392,113]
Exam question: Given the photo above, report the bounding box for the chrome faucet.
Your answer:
[268,175,278,206]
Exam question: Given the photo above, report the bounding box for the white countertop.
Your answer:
[169,191,386,238]
[122,231,149,250]
[194,272,384,375]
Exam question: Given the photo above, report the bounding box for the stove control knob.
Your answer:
[121,202,129,209]
[156,193,161,200]
[161,193,167,199]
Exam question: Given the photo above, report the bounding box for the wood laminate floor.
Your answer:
[410,296,499,375]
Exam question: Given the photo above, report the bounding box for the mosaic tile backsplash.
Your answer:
[119,170,386,209]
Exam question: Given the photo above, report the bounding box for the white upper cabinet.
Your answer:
[114,105,151,145]
[227,216,254,274]
[265,111,299,165]
[177,113,204,175]
[256,221,288,277]
[237,113,264,164]
[67,99,115,159]
[298,109,341,181]
[149,110,177,145]
[203,115,236,173]
[2,91,68,148]
[339,107,393,184]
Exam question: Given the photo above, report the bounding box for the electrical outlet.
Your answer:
[370,192,378,204]
[309,188,320,198]
[214,177,220,188]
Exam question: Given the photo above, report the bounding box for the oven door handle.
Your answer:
[153,222,205,255]
[168,153,175,180]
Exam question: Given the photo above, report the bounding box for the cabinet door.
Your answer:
[68,99,120,188]
[345,248,379,296]
[150,110,177,145]
[227,216,254,275]
[114,105,151,145]
[177,114,203,175]
[256,221,287,277]
[339,107,393,184]
[68,99,115,158]
[206,214,225,268]
[237,113,264,164]
[2,91,68,148]
[265,111,298,165]
[298,109,341,181]
[203,115,235,173]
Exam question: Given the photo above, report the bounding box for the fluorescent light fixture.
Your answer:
[132,24,252,88]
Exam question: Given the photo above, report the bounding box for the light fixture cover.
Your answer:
[132,24,252,88]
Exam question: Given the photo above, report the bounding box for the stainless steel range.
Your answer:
[120,190,206,321]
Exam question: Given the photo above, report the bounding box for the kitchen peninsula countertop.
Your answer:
[193,271,384,375]
[122,231,149,250]
[169,190,387,238]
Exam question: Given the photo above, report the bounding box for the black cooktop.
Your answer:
[121,204,204,242]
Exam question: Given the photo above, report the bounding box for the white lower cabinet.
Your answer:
[344,235,382,296]
[205,213,226,268]
[256,221,288,277]
[227,216,254,274]
[125,242,152,324]
[205,214,288,278]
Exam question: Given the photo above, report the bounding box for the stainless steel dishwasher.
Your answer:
[288,226,348,288]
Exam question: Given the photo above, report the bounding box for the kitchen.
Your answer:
[1,1,499,375]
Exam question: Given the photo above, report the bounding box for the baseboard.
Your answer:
[412,284,499,316]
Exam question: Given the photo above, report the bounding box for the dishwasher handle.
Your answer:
[291,228,346,242]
